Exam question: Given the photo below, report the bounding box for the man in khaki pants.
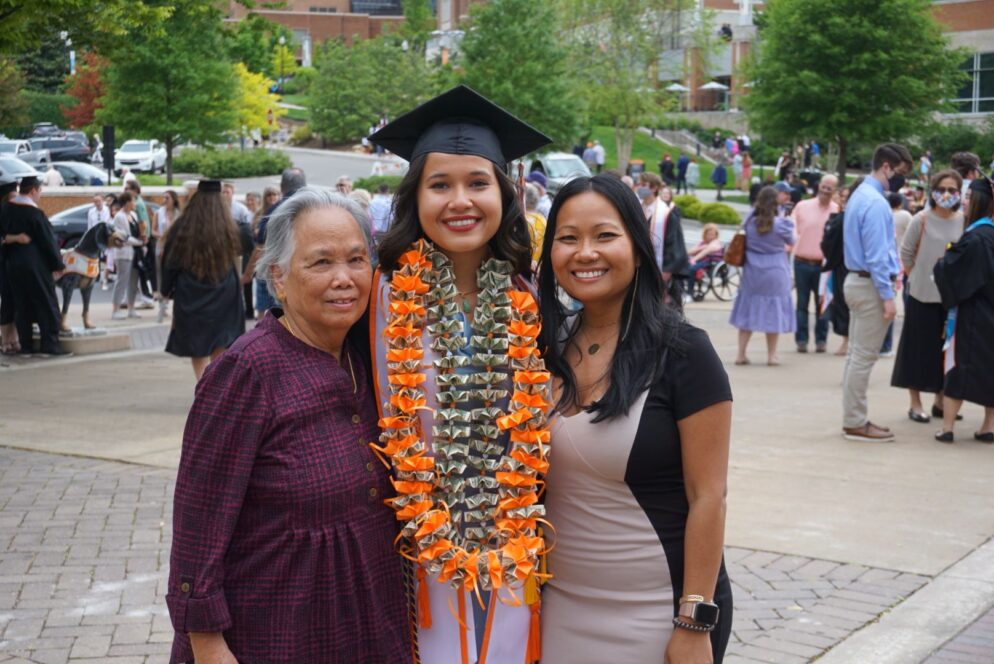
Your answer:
[841,144,913,442]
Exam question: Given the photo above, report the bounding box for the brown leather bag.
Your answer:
[724,230,746,267]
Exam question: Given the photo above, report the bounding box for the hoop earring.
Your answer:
[621,266,638,343]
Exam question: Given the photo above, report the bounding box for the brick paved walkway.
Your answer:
[0,446,961,664]
[924,605,994,664]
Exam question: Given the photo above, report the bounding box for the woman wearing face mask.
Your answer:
[368,86,553,664]
[892,170,964,424]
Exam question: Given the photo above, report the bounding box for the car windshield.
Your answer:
[544,157,590,178]
[120,142,150,153]
[0,144,16,153]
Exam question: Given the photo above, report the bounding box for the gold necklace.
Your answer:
[281,315,357,394]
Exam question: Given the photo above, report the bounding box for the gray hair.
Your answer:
[255,186,373,302]
[524,183,540,212]
[280,167,306,195]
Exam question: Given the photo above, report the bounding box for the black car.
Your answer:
[50,201,159,249]
[29,137,91,162]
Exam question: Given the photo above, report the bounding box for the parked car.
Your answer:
[29,137,91,162]
[0,156,42,180]
[50,201,159,249]
[518,152,592,195]
[51,161,119,186]
[0,140,51,168]
[31,122,62,137]
[115,140,166,173]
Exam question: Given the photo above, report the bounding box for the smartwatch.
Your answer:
[678,599,720,628]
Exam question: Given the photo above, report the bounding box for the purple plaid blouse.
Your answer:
[167,312,411,663]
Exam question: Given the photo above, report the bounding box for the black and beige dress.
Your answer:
[541,325,734,664]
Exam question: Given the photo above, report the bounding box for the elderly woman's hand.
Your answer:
[190,632,238,663]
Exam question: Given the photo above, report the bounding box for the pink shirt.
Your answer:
[791,197,839,261]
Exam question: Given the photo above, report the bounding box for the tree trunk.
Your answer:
[166,137,174,186]
[836,136,847,185]
[614,123,634,173]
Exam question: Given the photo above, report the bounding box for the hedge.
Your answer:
[354,175,403,193]
[698,202,742,225]
[674,195,741,225]
[173,147,292,179]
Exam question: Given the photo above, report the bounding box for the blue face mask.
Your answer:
[932,190,960,209]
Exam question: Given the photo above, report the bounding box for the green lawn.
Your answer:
[280,94,310,122]
[590,126,717,188]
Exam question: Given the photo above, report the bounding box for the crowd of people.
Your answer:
[725,143,994,444]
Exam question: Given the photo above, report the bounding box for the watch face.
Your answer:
[693,602,720,626]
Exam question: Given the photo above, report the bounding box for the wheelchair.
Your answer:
[689,259,741,302]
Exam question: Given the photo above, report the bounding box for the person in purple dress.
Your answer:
[730,186,797,365]
[166,187,411,663]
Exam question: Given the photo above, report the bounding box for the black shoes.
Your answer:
[975,432,994,443]
[932,405,964,421]
[908,409,930,423]
[934,430,954,443]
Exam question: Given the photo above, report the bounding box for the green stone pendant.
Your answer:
[463,297,472,314]
[588,343,600,355]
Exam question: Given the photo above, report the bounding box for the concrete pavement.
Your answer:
[2,303,994,662]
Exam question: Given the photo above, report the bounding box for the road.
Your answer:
[228,146,407,193]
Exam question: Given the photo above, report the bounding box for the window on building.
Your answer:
[953,52,994,114]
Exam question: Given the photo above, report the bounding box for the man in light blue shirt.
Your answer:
[841,143,913,442]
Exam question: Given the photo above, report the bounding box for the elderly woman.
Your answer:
[166,187,411,663]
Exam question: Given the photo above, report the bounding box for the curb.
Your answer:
[816,537,994,663]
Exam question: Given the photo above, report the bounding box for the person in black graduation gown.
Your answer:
[0,174,24,354]
[160,180,245,380]
[2,176,71,357]
[933,176,994,442]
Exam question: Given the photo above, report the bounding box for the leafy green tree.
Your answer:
[395,0,436,54]
[98,3,237,183]
[310,36,435,144]
[459,0,582,148]
[0,58,28,130]
[0,1,170,55]
[743,0,967,179]
[562,0,698,170]
[224,13,279,75]
[271,42,299,84]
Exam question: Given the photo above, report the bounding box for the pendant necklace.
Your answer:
[456,287,481,314]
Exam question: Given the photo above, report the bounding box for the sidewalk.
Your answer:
[2,305,994,662]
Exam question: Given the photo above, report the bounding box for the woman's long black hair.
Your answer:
[537,174,684,422]
[376,154,533,276]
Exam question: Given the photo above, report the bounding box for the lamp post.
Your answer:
[278,35,286,94]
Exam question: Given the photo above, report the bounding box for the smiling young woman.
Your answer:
[367,86,553,664]
[537,174,734,664]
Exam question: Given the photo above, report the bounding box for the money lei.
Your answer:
[374,239,552,593]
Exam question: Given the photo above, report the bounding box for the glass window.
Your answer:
[951,52,994,114]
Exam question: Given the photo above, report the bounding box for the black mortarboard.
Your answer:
[369,85,552,170]
[198,179,222,193]
[20,175,41,190]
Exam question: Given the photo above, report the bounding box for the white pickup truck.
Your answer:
[0,140,51,168]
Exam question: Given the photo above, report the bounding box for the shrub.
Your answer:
[173,147,292,178]
[698,202,742,225]
[21,90,73,126]
[674,194,702,220]
[354,175,403,193]
[290,124,313,145]
[281,67,316,95]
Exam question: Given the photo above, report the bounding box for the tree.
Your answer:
[234,62,285,135]
[310,36,435,144]
[62,52,107,130]
[743,0,967,179]
[562,0,700,170]
[458,0,582,148]
[98,4,237,183]
[0,58,27,129]
[396,0,436,54]
[224,13,278,75]
[0,1,170,56]
[271,42,299,85]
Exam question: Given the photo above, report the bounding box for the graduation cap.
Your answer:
[369,85,552,170]
[198,179,222,193]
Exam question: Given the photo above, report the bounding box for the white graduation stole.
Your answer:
[650,200,670,271]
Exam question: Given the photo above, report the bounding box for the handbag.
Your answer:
[725,230,747,267]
